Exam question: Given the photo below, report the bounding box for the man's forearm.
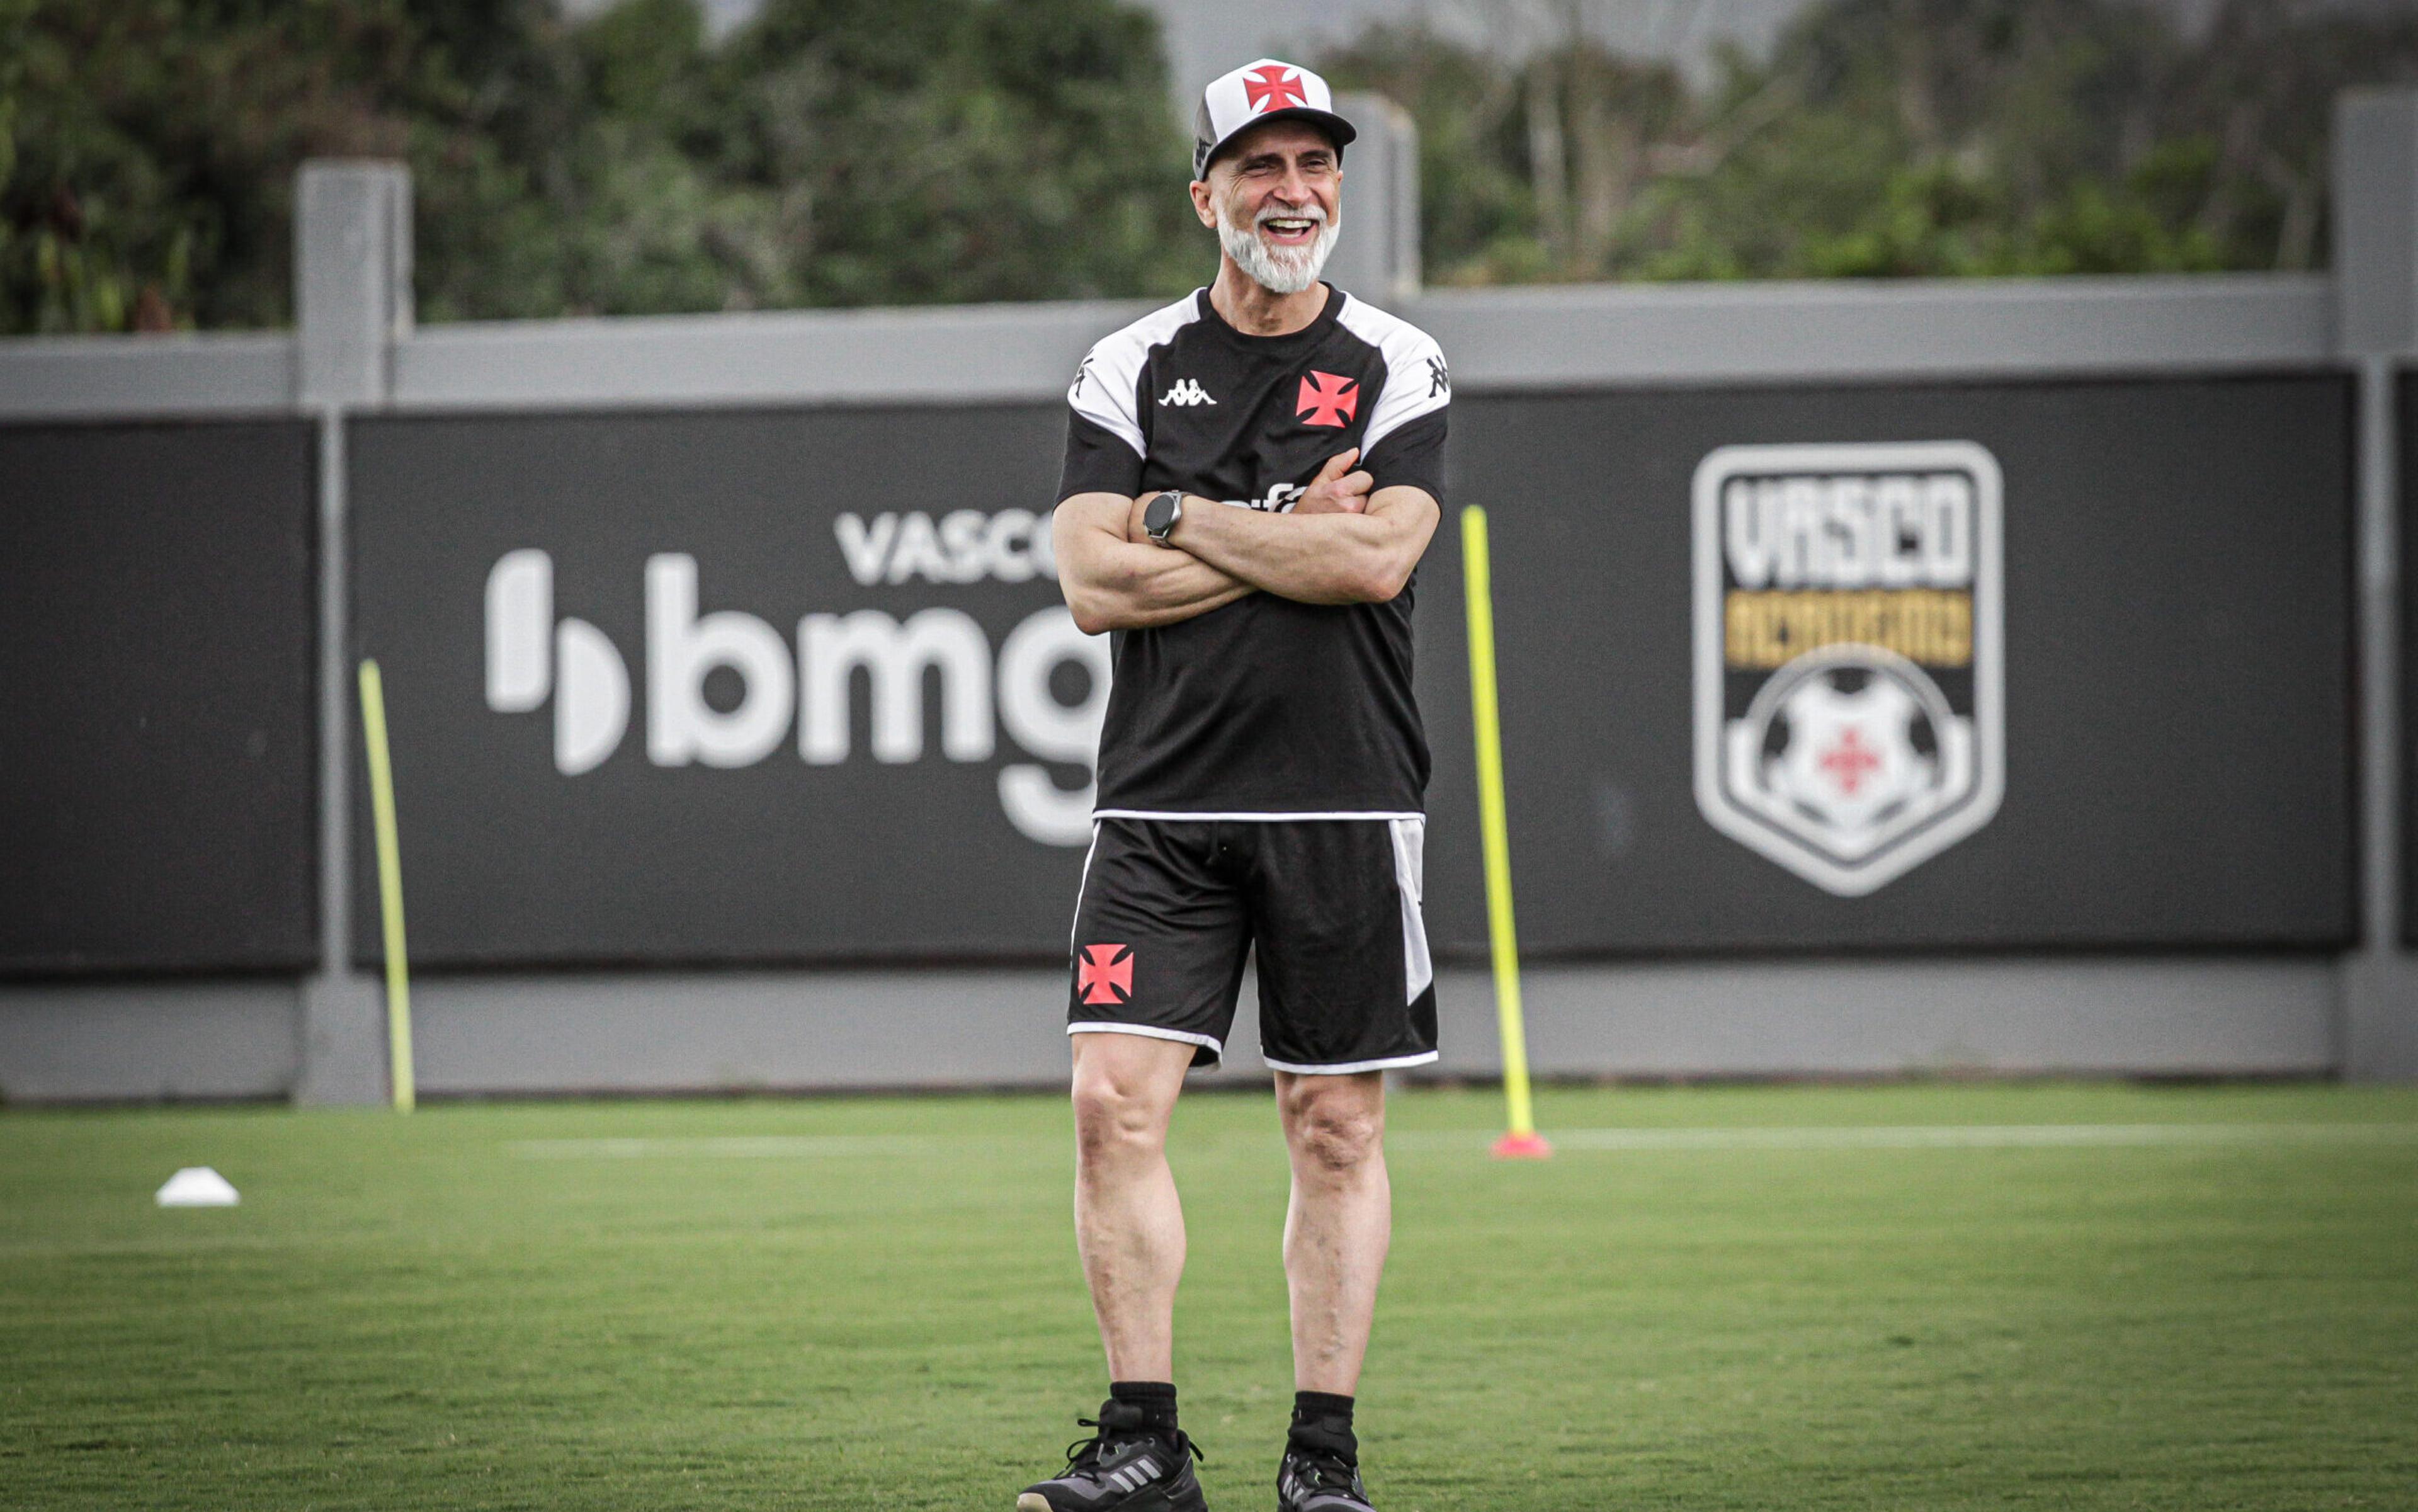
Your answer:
[1164,492,1428,606]
[1055,491,1254,634]
[1071,545,1254,632]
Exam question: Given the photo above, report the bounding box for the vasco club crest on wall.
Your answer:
[1692,441,2005,896]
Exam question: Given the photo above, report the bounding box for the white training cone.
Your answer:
[155,1168,239,1207]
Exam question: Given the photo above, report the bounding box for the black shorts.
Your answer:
[1065,817,1439,1074]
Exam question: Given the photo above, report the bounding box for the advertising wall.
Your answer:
[349,373,2353,969]
[348,406,1094,966]
[0,419,320,974]
[1429,372,2356,954]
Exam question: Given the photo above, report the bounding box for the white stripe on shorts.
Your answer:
[1067,1022,1224,1055]
[1387,816,1434,1007]
[1263,1049,1443,1076]
[1091,809,1425,822]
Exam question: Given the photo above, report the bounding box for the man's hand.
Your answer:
[1291,448,1375,515]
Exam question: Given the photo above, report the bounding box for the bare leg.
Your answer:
[1276,1070,1390,1395]
[1071,1032,1196,1380]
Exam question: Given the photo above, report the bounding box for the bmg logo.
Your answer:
[482,543,1108,846]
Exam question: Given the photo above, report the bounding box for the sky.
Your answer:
[1139,0,1820,92]
[573,0,2334,95]
[581,0,1833,87]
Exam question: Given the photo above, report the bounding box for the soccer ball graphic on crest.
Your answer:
[1764,660,1935,834]
[1724,644,1969,868]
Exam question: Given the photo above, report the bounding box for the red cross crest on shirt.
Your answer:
[1819,726,1883,795]
[1077,944,1134,1006]
[1244,64,1308,113]
[1297,371,1359,428]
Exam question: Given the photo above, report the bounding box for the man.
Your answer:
[1018,59,1450,1512]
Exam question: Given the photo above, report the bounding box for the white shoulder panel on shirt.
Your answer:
[1336,295,1450,458]
[1068,292,1204,460]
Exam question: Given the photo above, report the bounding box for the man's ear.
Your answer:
[1189,179,1218,230]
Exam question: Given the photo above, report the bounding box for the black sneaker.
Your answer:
[1275,1444,1373,1512]
[1017,1401,1207,1512]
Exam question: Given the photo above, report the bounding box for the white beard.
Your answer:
[1217,202,1339,295]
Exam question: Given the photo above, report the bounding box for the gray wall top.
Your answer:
[389,273,2340,412]
[0,273,2340,422]
[1414,273,2334,389]
[0,331,294,420]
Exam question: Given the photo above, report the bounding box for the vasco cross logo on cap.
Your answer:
[1691,441,2005,895]
[1244,64,1308,113]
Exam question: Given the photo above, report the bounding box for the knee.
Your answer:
[1071,1074,1169,1166]
[1286,1095,1383,1178]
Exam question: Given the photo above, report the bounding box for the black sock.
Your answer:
[1108,1380,1179,1436]
[1289,1390,1356,1464]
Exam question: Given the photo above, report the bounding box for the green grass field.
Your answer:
[3,1082,2414,1510]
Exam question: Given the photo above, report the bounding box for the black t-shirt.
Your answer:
[1057,284,1450,817]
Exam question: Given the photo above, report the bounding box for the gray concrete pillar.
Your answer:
[1329,93,1421,305]
[2334,91,2418,1081]
[296,161,413,406]
[293,161,412,1105]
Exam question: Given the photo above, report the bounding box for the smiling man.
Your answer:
[1018,59,1450,1512]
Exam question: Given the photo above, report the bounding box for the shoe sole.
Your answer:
[1014,1482,1206,1512]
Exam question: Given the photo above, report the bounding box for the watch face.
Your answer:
[1146,492,1179,538]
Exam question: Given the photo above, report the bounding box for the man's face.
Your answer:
[1191,121,1342,295]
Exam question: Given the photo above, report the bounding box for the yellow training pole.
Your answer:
[1461,508,1549,1159]
[356,660,416,1112]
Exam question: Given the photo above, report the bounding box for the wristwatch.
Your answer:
[1143,489,1184,546]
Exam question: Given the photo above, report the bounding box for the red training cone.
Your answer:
[1490,1130,1553,1160]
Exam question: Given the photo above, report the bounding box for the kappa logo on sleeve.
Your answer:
[1077,943,1135,1005]
[1691,441,2005,896]
[1297,372,1359,428]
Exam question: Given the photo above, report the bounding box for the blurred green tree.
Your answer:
[13,0,2418,332]
[0,0,1197,333]
[705,0,1202,308]
[1316,0,2418,285]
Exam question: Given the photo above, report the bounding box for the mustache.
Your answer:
[1253,202,1329,227]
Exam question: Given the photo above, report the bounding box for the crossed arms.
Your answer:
[1053,448,1442,635]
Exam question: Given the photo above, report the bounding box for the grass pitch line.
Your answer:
[1394,1122,2418,1152]
[507,1134,953,1159]
[505,1123,2418,1161]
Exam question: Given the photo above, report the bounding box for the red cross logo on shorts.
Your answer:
[1297,372,1359,428]
[1244,65,1307,113]
[1078,944,1134,1006]
[1819,726,1883,796]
